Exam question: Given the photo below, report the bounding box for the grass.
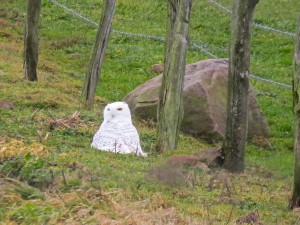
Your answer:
[0,0,300,224]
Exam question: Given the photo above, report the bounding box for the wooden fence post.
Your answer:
[82,0,117,109]
[156,0,192,152]
[24,0,41,81]
[290,15,300,210]
[222,0,259,173]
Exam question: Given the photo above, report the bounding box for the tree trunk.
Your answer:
[82,0,117,110]
[156,0,192,152]
[24,0,41,81]
[290,15,300,210]
[222,0,259,173]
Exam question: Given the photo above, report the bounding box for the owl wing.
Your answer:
[91,121,147,156]
[91,121,131,154]
[120,122,147,156]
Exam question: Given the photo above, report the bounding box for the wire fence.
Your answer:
[207,0,296,38]
[48,0,165,42]
[48,0,293,90]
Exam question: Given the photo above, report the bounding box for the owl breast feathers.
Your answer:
[91,102,147,157]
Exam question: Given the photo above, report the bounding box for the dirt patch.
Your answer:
[0,18,16,29]
[236,211,262,224]
[147,164,196,187]
[38,63,58,74]
[0,9,7,18]
[51,38,81,49]
[148,148,225,187]
[0,30,14,39]
[0,40,21,53]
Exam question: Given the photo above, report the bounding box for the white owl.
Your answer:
[91,102,147,157]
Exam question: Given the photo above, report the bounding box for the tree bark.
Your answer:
[82,0,117,110]
[156,0,192,152]
[222,0,259,173]
[24,0,41,81]
[290,15,300,210]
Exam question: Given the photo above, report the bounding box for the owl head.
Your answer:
[103,102,132,122]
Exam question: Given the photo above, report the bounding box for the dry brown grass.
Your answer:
[0,138,50,160]
[0,178,201,225]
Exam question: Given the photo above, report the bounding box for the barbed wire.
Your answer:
[207,0,296,38]
[48,0,292,90]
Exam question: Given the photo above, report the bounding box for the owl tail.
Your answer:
[134,143,147,157]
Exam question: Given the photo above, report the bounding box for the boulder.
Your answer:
[124,59,269,142]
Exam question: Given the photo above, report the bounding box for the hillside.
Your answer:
[1,0,300,224]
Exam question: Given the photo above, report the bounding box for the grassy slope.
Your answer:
[1,0,300,224]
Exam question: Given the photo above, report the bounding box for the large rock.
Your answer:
[124,59,269,142]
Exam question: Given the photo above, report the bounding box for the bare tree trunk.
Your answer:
[156,0,192,152]
[290,15,300,210]
[24,0,41,81]
[82,0,117,110]
[222,0,259,173]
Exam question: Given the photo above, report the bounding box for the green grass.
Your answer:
[1,0,300,224]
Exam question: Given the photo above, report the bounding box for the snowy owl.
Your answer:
[91,102,147,156]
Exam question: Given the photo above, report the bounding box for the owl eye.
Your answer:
[107,108,110,111]
[117,108,123,111]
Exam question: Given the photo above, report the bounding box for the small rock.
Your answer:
[250,135,271,148]
[167,154,210,172]
[219,196,245,206]
[151,64,164,73]
[0,70,5,76]
[0,102,14,110]
[293,207,300,213]
[197,147,223,165]
[194,161,210,172]
[167,154,199,166]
